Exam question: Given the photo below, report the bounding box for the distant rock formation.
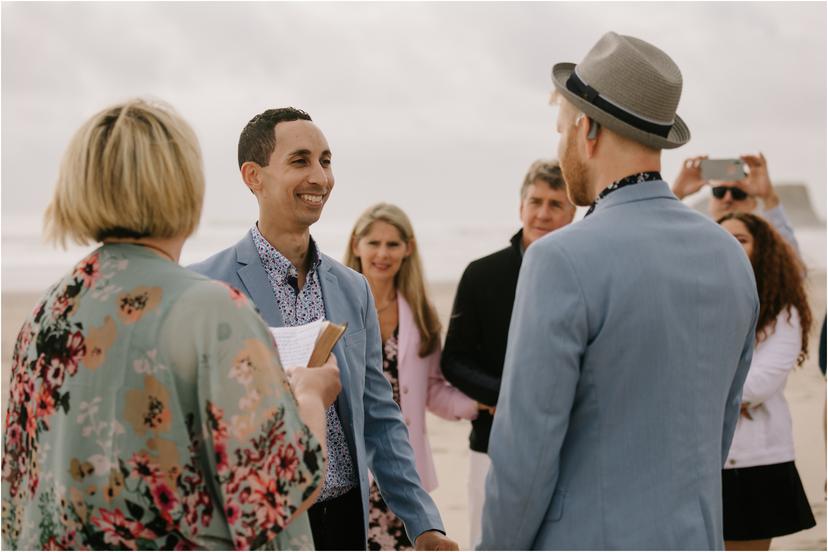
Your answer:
[691,183,824,228]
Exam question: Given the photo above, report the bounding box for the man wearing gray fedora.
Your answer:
[478,32,759,550]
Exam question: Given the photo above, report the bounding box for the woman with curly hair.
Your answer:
[718,212,816,550]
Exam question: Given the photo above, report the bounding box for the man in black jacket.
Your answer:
[441,159,575,547]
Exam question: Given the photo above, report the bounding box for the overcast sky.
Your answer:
[2,1,826,238]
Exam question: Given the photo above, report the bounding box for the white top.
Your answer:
[725,307,801,469]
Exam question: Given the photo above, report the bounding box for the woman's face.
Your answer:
[352,220,411,285]
[721,218,755,260]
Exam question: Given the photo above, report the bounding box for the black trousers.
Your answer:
[308,487,365,550]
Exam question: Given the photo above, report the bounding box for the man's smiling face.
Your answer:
[257,119,334,230]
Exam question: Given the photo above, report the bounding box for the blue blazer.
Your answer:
[478,181,759,550]
[189,232,443,545]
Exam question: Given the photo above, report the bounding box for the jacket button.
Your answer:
[402,386,409,394]
[405,418,411,426]
[728,459,736,466]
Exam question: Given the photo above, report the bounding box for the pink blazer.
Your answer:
[395,295,478,492]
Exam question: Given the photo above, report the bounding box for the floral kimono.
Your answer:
[2,243,323,550]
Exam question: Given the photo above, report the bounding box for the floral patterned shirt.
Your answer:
[251,226,357,502]
[1,243,322,550]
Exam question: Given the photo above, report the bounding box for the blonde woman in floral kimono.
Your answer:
[1,99,340,550]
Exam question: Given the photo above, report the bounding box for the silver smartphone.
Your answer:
[700,158,746,181]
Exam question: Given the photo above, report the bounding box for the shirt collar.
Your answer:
[510,229,526,257]
[585,171,662,217]
[250,224,322,284]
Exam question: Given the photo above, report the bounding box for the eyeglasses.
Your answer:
[711,186,749,201]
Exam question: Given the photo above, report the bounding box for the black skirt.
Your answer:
[722,461,816,540]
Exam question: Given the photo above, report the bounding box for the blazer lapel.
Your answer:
[318,262,343,326]
[234,233,284,327]
[317,256,357,448]
[397,295,412,366]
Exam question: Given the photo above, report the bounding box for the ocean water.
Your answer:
[2,215,825,294]
[1,216,521,293]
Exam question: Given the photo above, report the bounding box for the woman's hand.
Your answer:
[291,356,341,408]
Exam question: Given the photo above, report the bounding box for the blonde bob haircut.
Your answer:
[344,203,441,357]
[44,98,204,247]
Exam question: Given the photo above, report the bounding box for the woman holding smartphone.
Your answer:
[345,203,480,550]
[718,212,816,550]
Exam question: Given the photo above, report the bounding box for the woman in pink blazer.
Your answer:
[345,203,479,550]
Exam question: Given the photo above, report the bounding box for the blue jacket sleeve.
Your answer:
[721,297,759,466]
[478,242,588,550]
[359,276,444,542]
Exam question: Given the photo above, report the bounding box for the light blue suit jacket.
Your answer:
[479,181,759,550]
[189,232,443,545]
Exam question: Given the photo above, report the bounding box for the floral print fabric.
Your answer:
[1,243,322,550]
[367,328,412,551]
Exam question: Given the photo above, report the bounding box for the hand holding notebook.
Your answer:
[270,319,347,369]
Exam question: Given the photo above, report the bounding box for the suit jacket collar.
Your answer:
[250,224,323,283]
[234,231,284,327]
[509,229,526,258]
[313,253,357,439]
[317,253,343,324]
[591,179,676,215]
[235,230,338,327]
[397,294,414,365]
[317,250,336,278]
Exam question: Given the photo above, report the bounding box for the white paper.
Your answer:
[269,320,324,369]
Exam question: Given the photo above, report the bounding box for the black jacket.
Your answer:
[442,230,523,453]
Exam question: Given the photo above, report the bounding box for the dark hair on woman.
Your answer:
[718,212,811,365]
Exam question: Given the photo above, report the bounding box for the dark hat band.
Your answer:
[565,72,673,138]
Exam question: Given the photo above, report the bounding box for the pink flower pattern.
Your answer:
[73,253,101,289]
[207,400,321,549]
[92,508,157,549]
[2,245,323,550]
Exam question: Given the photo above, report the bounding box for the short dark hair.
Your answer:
[238,107,312,168]
[520,159,565,198]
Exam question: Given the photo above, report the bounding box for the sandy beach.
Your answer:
[2,272,826,550]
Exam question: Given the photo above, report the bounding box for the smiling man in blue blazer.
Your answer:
[190,108,455,551]
[478,33,759,550]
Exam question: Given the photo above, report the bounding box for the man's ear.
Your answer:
[240,161,262,195]
[583,119,600,159]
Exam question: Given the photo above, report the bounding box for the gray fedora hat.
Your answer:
[551,32,690,149]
